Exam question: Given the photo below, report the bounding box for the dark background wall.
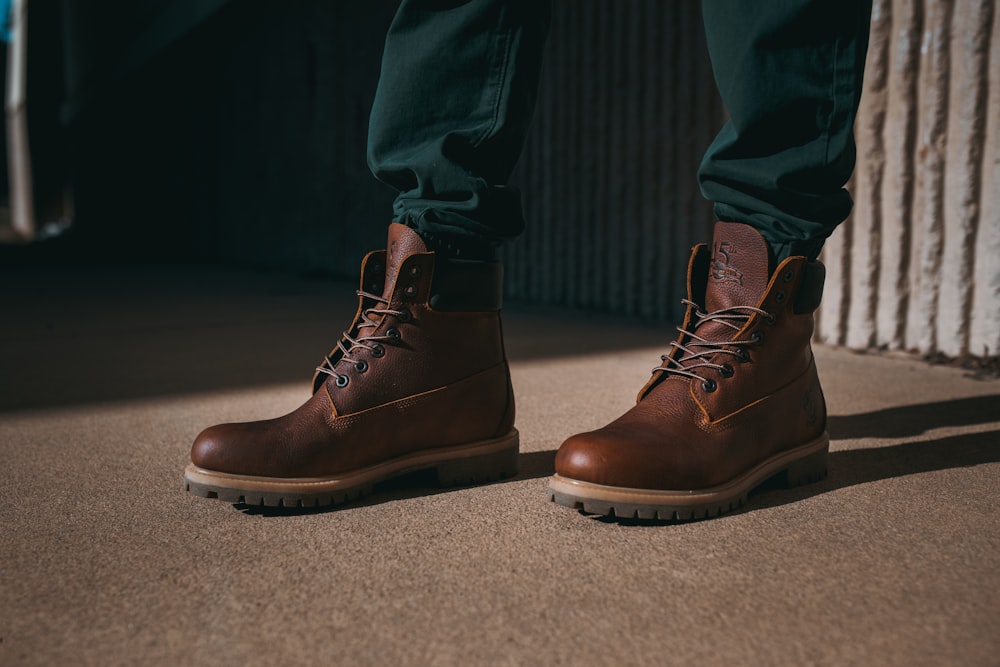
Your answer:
[10,0,721,328]
[507,1,722,320]
[10,0,996,356]
[62,0,399,274]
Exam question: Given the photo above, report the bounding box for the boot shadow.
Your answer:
[741,428,999,515]
[596,394,1000,525]
[827,394,1000,439]
[237,395,999,518]
[601,429,999,526]
[235,449,557,517]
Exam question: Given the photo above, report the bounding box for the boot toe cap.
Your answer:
[554,431,621,486]
[190,424,243,473]
[555,424,703,490]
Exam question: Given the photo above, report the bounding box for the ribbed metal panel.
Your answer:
[506,1,723,322]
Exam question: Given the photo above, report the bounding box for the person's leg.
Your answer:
[549,0,871,520]
[368,0,551,259]
[184,1,551,507]
[698,0,872,262]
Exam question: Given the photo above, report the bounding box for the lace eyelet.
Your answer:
[397,309,412,323]
[403,285,417,299]
[782,269,794,283]
[369,283,380,292]
[702,379,717,393]
[335,375,349,388]
[720,364,734,378]
[354,360,368,373]
[775,291,786,304]
[750,331,764,345]
[735,348,751,363]
[372,262,383,273]
[386,327,400,340]
[765,313,777,326]
[409,265,422,278]
[370,344,385,358]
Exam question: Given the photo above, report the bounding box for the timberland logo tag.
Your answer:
[712,241,743,285]
[803,388,819,425]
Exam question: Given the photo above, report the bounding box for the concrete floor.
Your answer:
[2,265,998,666]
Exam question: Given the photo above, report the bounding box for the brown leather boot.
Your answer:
[549,221,828,520]
[184,223,518,507]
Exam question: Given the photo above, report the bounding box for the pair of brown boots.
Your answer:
[184,221,829,520]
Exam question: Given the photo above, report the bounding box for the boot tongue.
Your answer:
[704,222,773,314]
[382,222,429,300]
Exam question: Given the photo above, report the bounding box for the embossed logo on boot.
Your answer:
[802,388,819,426]
[712,241,744,285]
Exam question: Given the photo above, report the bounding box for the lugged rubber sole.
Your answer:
[547,433,829,521]
[184,430,519,508]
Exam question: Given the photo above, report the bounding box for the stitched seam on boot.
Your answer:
[328,362,507,424]
[693,356,818,429]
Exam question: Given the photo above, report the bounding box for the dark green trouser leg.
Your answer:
[367,0,551,258]
[699,0,873,261]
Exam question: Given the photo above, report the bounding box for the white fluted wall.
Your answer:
[819,0,1000,357]
[509,0,1000,359]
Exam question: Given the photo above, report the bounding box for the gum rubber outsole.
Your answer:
[183,430,519,508]
[547,434,829,521]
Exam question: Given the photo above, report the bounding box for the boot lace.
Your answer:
[652,299,772,387]
[315,289,409,387]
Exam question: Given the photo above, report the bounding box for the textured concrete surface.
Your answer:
[2,266,999,666]
[823,0,1000,355]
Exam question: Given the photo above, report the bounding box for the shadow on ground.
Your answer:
[0,266,671,412]
[828,394,1000,438]
[235,396,1000,520]
[235,450,559,517]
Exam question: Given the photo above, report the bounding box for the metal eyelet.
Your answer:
[372,262,383,273]
[765,313,777,326]
[702,379,717,393]
[386,327,400,340]
[750,331,764,345]
[354,360,368,373]
[720,364,734,378]
[735,348,751,363]
[409,265,422,278]
[369,283,380,292]
[782,269,794,283]
[403,285,417,299]
[396,309,412,323]
[370,344,385,358]
[335,375,349,388]
[775,291,786,304]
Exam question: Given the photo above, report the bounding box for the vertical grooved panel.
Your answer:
[970,3,1000,356]
[937,0,994,355]
[656,1,681,321]
[674,1,697,281]
[909,0,952,352]
[638,0,660,320]
[846,0,890,349]
[876,0,921,349]
[509,0,720,323]
[507,0,999,357]
[622,2,642,316]
[606,2,626,313]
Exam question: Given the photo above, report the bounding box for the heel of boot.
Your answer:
[783,446,828,488]
[434,433,519,487]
